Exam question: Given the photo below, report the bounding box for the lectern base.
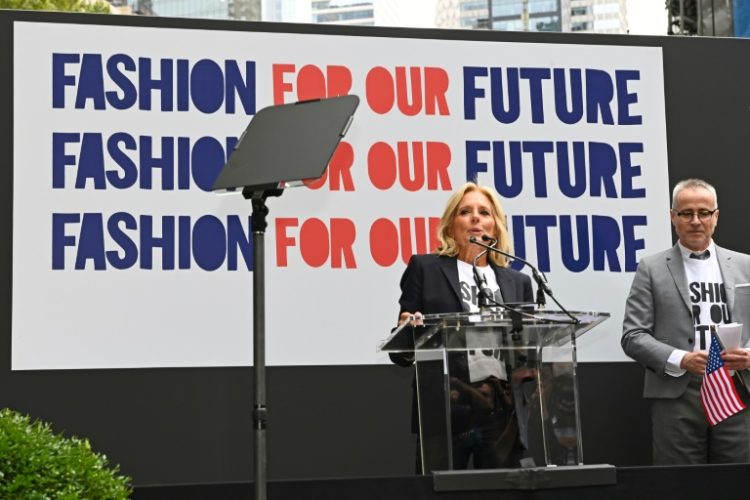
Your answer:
[432,464,616,491]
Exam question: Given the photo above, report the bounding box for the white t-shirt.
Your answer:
[456,259,507,382]
[683,248,728,350]
[666,241,729,375]
[456,259,503,310]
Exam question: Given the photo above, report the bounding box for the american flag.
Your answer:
[701,334,746,426]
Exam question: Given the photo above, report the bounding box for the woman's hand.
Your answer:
[399,311,423,326]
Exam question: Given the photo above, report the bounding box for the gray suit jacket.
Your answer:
[622,243,750,398]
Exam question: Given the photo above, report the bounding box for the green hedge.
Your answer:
[0,409,132,499]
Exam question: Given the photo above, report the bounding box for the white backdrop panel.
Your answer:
[12,21,671,369]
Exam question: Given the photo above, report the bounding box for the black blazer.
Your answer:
[398,253,534,318]
[392,254,534,433]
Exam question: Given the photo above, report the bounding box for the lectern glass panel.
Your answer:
[379,309,608,473]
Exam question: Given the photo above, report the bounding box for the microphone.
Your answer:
[471,246,494,310]
[469,235,578,324]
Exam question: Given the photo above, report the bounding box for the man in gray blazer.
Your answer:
[622,178,750,464]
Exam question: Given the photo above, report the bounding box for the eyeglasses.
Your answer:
[672,209,717,221]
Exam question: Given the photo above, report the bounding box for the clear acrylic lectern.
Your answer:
[379,308,608,474]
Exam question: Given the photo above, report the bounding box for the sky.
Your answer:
[626,0,669,35]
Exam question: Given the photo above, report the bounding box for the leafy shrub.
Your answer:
[0,408,132,499]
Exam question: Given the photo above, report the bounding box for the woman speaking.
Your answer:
[392,181,534,471]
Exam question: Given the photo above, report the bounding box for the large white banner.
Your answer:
[12,21,671,369]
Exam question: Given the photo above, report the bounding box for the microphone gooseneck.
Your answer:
[471,245,494,310]
[469,235,579,324]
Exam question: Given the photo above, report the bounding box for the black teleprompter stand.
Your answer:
[212,95,359,500]
[247,186,281,500]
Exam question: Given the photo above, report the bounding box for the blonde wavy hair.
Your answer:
[435,182,513,267]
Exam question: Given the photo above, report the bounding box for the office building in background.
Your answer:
[435,0,626,33]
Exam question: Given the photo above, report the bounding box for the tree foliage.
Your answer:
[0,0,112,14]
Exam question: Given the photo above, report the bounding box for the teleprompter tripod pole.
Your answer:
[252,194,267,500]
[247,188,282,500]
[211,96,358,499]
